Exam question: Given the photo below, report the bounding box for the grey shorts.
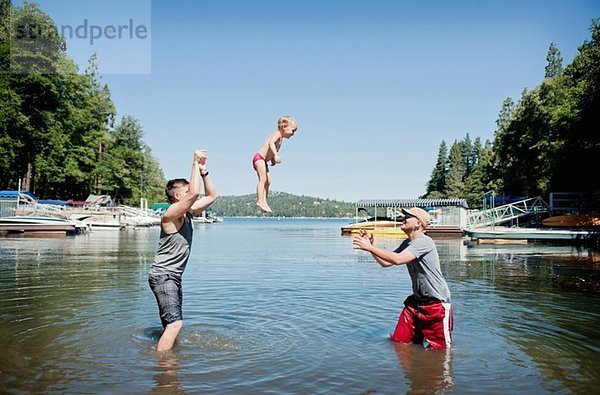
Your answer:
[148,273,183,327]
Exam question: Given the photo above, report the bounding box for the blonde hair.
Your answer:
[278,115,297,131]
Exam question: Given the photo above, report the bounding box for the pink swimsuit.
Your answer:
[252,152,268,170]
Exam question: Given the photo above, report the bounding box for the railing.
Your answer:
[118,205,160,217]
[0,198,18,218]
[467,196,550,229]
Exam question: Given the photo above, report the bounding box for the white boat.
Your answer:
[193,216,214,224]
[192,212,223,224]
[6,191,160,230]
[69,214,126,230]
[0,216,89,235]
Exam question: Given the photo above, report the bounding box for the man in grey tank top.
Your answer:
[353,207,453,350]
[148,150,218,352]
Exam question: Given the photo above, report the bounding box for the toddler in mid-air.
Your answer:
[252,116,298,213]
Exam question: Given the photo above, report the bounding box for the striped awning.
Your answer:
[355,198,468,209]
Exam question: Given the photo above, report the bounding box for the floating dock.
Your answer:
[467,227,600,243]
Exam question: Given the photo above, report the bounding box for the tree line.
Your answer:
[209,192,356,218]
[0,1,166,204]
[424,20,600,209]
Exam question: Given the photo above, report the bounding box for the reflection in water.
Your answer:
[456,243,600,393]
[393,342,453,394]
[151,352,183,394]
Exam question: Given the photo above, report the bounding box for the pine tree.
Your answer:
[446,141,466,198]
[545,42,563,79]
[464,140,494,208]
[461,133,474,176]
[424,141,448,198]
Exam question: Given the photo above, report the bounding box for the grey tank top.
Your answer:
[150,212,194,277]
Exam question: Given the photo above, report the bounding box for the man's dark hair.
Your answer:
[165,178,189,203]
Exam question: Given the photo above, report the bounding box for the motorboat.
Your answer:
[0,216,89,235]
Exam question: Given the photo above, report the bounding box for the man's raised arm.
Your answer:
[191,150,218,215]
[162,150,204,223]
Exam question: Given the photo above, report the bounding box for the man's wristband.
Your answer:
[200,170,209,177]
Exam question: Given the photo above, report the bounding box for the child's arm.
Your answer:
[268,132,283,163]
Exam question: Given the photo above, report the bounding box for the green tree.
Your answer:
[424,141,448,198]
[0,2,165,204]
[9,0,65,74]
[0,0,9,45]
[100,115,145,202]
[426,21,600,202]
[494,88,551,196]
[446,141,466,198]
[140,146,167,204]
[99,115,165,205]
[553,18,600,194]
[545,42,563,79]
[493,20,600,197]
[464,140,495,208]
[461,133,474,176]
[496,97,515,130]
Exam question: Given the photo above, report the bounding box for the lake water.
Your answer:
[0,218,599,394]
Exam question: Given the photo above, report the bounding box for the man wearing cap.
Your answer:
[353,207,453,350]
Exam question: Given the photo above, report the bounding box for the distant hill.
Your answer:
[208,192,356,217]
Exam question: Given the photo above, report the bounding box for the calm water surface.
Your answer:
[0,218,599,394]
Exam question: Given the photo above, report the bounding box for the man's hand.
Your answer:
[359,229,374,243]
[353,229,374,251]
[194,149,207,168]
[273,154,282,164]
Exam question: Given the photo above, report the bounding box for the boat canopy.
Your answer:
[355,198,469,209]
[151,203,170,210]
[85,194,114,206]
[0,190,37,200]
[38,199,69,206]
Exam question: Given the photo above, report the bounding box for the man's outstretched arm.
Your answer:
[353,230,416,267]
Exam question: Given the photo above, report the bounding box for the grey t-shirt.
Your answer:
[395,234,451,303]
[149,212,194,277]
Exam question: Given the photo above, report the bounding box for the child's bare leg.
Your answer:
[265,171,271,202]
[255,161,272,212]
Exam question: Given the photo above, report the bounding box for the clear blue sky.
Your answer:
[27,0,600,202]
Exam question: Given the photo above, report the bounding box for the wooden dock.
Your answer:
[467,227,599,243]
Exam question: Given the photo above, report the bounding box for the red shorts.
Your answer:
[391,295,453,350]
[252,152,268,170]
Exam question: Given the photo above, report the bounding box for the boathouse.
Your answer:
[354,198,469,236]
